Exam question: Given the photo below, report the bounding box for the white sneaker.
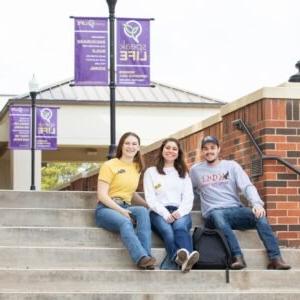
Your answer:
[181,251,199,273]
[175,248,189,266]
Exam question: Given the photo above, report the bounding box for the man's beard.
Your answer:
[205,157,217,164]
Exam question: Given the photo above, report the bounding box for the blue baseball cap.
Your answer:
[201,136,219,148]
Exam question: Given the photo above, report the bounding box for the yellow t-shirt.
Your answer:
[98,158,140,204]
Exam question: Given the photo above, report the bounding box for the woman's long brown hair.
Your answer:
[115,132,144,172]
[156,138,188,178]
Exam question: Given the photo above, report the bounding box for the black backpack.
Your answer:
[192,227,232,283]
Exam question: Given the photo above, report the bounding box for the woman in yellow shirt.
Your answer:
[96,132,156,269]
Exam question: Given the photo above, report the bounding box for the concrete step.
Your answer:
[0,247,296,270]
[0,208,202,227]
[0,269,299,292]
[0,208,97,227]
[0,190,297,298]
[0,292,300,300]
[0,190,201,210]
[0,190,96,209]
[0,227,263,248]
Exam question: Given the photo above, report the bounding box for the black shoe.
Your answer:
[267,257,291,270]
[230,256,246,270]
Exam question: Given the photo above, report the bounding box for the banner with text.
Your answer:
[9,106,58,150]
[9,106,31,149]
[36,107,58,150]
[74,17,108,86]
[116,18,151,86]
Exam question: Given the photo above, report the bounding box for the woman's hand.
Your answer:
[120,208,132,219]
[166,214,175,223]
[171,210,181,220]
[120,209,137,225]
[98,181,134,223]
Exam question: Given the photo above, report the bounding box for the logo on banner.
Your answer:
[76,19,97,29]
[40,108,52,123]
[11,107,24,114]
[123,20,142,43]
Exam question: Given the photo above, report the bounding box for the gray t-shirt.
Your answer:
[190,160,264,218]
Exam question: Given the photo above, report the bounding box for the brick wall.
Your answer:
[60,171,98,192]
[60,94,300,247]
[143,98,300,247]
[262,99,300,247]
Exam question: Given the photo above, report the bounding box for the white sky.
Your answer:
[0,0,299,102]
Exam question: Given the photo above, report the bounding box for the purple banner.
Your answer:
[36,107,58,150]
[74,17,108,86]
[9,106,58,150]
[9,106,31,149]
[117,18,151,86]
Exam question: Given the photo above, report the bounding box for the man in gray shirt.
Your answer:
[190,136,290,270]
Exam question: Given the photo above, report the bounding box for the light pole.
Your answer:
[289,60,300,82]
[106,0,117,159]
[28,75,39,190]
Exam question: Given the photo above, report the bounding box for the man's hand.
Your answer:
[252,206,266,218]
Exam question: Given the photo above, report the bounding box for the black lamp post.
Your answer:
[106,0,118,159]
[28,75,39,190]
[289,61,300,82]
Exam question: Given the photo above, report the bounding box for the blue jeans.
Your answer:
[205,206,281,259]
[95,203,152,264]
[150,206,193,261]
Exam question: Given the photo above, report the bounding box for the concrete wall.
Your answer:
[56,104,219,146]
[0,104,219,147]
[0,158,11,189]
[10,150,41,191]
[0,114,8,141]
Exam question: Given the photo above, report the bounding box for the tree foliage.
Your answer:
[41,162,99,190]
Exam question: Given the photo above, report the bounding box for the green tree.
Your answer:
[41,162,100,190]
[42,163,79,190]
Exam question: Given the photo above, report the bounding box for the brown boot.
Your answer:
[137,256,156,269]
[230,256,246,270]
[267,257,291,270]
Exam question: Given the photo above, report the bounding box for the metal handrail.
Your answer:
[232,119,300,176]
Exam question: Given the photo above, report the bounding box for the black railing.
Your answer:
[232,119,300,176]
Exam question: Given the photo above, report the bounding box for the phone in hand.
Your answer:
[130,214,137,225]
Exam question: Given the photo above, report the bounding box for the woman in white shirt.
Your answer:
[143,138,199,272]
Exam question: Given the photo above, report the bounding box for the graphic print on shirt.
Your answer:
[154,183,162,190]
[199,170,230,187]
[117,169,126,174]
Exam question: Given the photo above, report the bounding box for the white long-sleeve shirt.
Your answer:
[143,166,194,220]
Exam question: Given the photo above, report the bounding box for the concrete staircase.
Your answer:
[0,190,299,299]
